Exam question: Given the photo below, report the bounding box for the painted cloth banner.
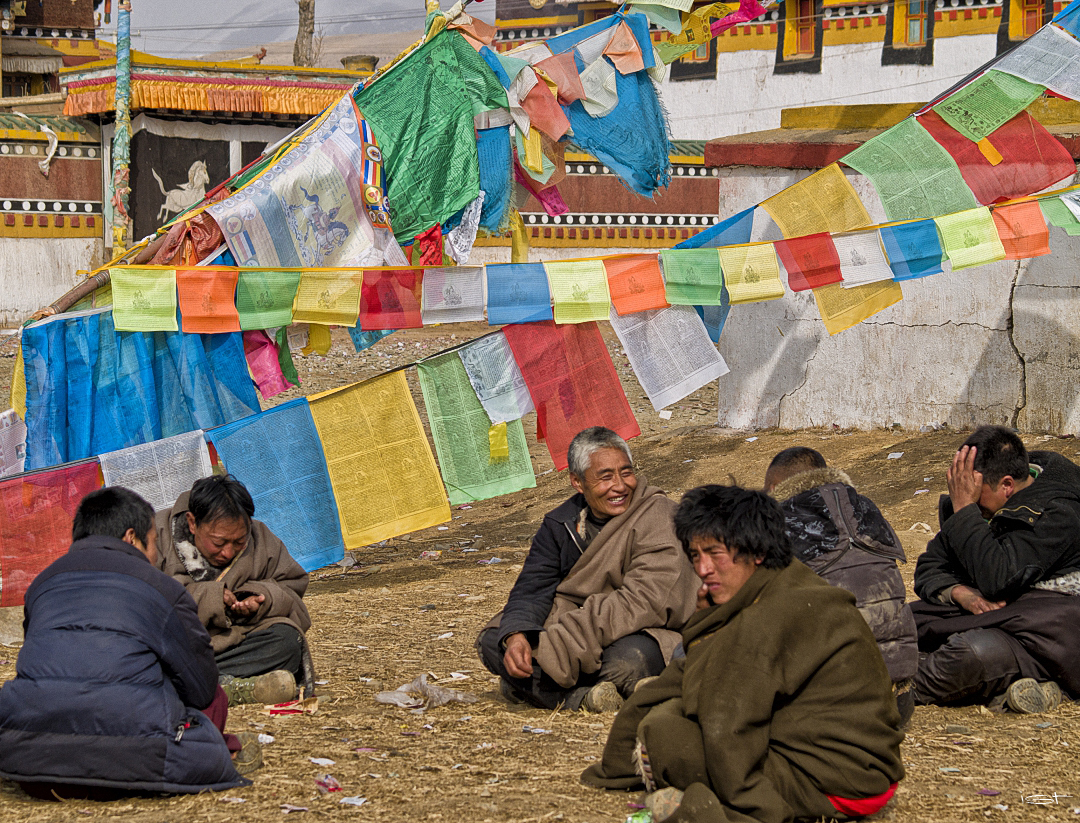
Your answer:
[879,220,947,280]
[0,460,102,606]
[210,95,391,270]
[292,269,363,326]
[417,350,536,505]
[236,269,303,330]
[660,249,724,305]
[604,254,669,315]
[308,372,451,548]
[485,263,554,324]
[359,269,424,330]
[774,233,844,291]
[354,30,509,243]
[502,321,640,471]
[458,332,535,424]
[177,267,241,334]
[110,267,179,332]
[22,308,259,470]
[206,397,345,573]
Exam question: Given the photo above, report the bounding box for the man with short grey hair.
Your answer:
[477,427,699,712]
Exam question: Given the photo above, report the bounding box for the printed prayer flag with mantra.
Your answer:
[717,244,784,304]
[358,269,424,330]
[659,249,724,306]
[761,164,872,238]
[774,233,844,291]
[935,207,1007,270]
[502,320,639,471]
[110,267,179,332]
[236,269,303,330]
[991,201,1051,260]
[292,270,362,326]
[176,267,241,334]
[603,254,669,315]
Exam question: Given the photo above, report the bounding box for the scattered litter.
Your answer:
[309,757,336,766]
[420,551,442,560]
[281,804,309,813]
[658,410,672,420]
[220,796,247,803]
[477,557,503,565]
[924,477,933,482]
[401,731,421,736]
[888,452,904,459]
[421,604,437,611]
[745,436,758,442]
[356,645,369,650]
[457,504,473,510]
[315,680,329,685]
[476,742,494,749]
[978,789,1001,796]
[991,804,1008,811]
[625,811,653,823]
[1036,722,1054,729]
[354,747,377,753]
[909,522,933,534]
[263,697,319,715]
[258,733,275,744]
[340,797,367,807]
[939,767,961,773]
[449,672,470,680]
[522,725,552,734]
[945,725,970,734]
[375,673,478,711]
[315,774,342,794]
[436,632,454,639]
[682,459,693,463]
[437,526,450,531]
[914,489,929,495]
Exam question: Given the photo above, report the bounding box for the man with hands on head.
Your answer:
[911,425,1080,712]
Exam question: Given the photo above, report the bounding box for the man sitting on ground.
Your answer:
[0,487,255,798]
[765,447,919,722]
[582,485,904,823]
[158,474,311,706]
[477,427,699,712]
[912,425,1080,712]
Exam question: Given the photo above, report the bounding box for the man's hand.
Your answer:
[224,587,265,617]
[503,632,534,678]
[947,445,984,511]
[951,584,1005,615]
[696,583,713,611]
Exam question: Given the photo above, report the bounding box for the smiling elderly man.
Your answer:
[157,474,310,707]
[476,427,699,712]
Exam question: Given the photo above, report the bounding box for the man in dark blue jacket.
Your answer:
[0,487,252,797]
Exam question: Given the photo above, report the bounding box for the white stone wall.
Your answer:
[0,237,105,328]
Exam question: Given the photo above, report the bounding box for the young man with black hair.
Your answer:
[765,446,918,723]
[911,425,1080,712]
[0,487,256,798]
[157,474,311,706]
[582,484,904,823]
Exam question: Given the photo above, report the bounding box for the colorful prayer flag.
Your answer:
[879,220,946,280]
[176,267,240,334]
[603,254,669,315]
[660,249,724,305]
[831,232,895,289]
[236,269,302,330]
[458,332,535,424]
[292,269,362,326]
[935,207,1007,270]
[813,280,904,336]
[110,267,178,332]
[931,70,1044,143]
[358,269,424,330]
[546,260,612,323]
[243,330,294,400]
[485,263,553,325]
[717,244,784,303]
[421,267,486,325]
[774,233,844,291]
[991,201,1051,260]
[761,164,872,238]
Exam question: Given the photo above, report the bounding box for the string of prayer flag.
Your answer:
[813,280,904,336]
[716,244,784,304]
[832,232,895,288]
[358,269,424,330]
[761,163,872,238]
[879,220,947,280]
[308,372,451,548]
[416,351,536,505]
[176,267,241,334]
[236,269,302,330]
[293,269,362,326]
[546,260,612,323]
[110,267,178,332]
[991,200,1052,260]
[458,332,535,424]
[774,233,844,291]
[659,249,724,305]
[604,254,669,315]
[502,321,639,471]
[485,263,553,325]
[421,267,486,325]
[931,70,1045,143]
[935,207,1007,270]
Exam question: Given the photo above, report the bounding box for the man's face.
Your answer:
[977,478,1012,519]
[687,535,760,606]
[570,447,638,519]
[186,511,250,567]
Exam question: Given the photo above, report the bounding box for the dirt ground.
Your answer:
[2,324,1080,822]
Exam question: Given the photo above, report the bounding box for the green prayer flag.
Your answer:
[275,326,300,386]
[417,350,536,505]
[935,207,1006,270]
[841,117,979,221]
[237,269,302,330]
[110,267,178,332]
[660,249,724,305]
[355,31,509,243]
[932,70,1044,143]
[1040,196,1080,236]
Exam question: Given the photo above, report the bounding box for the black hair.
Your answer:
[767,446,827,474]
[72,487,155,544]
[674,484,793,570]
[962,425,1028,486]
[188,474,255,526]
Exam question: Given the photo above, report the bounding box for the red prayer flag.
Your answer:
[774,234,844,291]
[991,200,1051,260]
[0,460,103,607]
[413,225,444,267]
[359,269,424,330]
[917,110,1075,206]
[502,321,640,471]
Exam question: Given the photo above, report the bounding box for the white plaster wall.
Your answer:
[0,237,105,328]
[662,34,998,140]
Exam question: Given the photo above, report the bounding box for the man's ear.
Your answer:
[569,473,585,495]
[1000,476,1018,499]
[185,510,197,533]
[120,527,138,546]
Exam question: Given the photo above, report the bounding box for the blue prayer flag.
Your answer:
[695,284,732,344]
[880,220,946,281]
[675,207,755,250]
[486,263,554,325]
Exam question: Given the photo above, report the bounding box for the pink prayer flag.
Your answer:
[521,78,571,140]
[711,0,769,35]
[514,162,569,217]
[243,330,294,400]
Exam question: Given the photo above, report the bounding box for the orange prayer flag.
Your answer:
[536,52,585,104]
[176,267,241,334]
[603,254,669,315]
[991,201,1051,260]
[603,20,645,74]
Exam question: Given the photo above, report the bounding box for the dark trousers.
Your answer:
[215,623,303,679]
[913,627,1043,706]
[476,627,665,710]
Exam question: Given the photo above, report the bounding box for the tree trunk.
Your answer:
[294,0,316,67]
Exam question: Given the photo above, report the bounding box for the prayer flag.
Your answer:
[458,332,535,424]
[675,207,754,250]
[717,244,785,304]
[236,269,302,330]
[276,326,301,385]
[546,260,612,323]
[421,267,486,325]
[206,398,344,572]
[502,321,639,471]
[243,330,294,400]
[995,24,1080,103]
[292,269,362,326]
[761,164,872,238]
[0,459,102,606]
[991,201,1051,259]
[176,267,240,334]
[841,117,979,221]
[477,126,513,232]
[99,430,212,512]
[485,263,553,325]
[603,20,646,74]
[536,52,585,104]
[660,249,724,305]
[359,269,424,330]
[935,207,1007,270]
[931,70,1044,143]
[110,267,178,332]
[813,280,903,336]
[579,56,619,118]
[347,327,394,352]
[831,232,895,288]
[774,233,844,291]
[695,299,731,344]
[604,254,669,315]
[655,1,739,63]
[1040,195,1080,235]
[879,220,946,280]
[308,372,451,548]
[417,351,536,505]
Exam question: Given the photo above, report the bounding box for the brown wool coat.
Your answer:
[156,492,311,654]
[532,485,701,688]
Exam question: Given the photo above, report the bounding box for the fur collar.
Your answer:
[171,512,217,582]
[771,466,853,502]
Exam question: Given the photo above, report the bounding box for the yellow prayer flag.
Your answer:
[523,127,545,174]
[510,211,530,264]
[761,164,872,239]
[717,244,785,304]
[488,422,509,461]
[308,371,451,548]
[292,270,362,326]
[813,280,903,336]
[11,341,26,419]
[302,324,332,356]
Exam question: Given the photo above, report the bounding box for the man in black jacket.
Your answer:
[0,487,255,798]
[911,426,1080,712]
